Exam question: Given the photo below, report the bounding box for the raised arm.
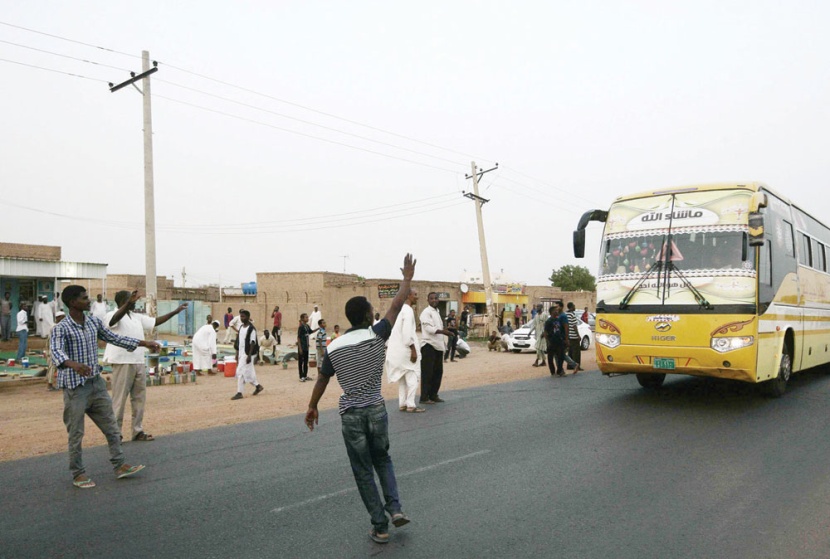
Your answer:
[155,303,188,327]
[383,253,416,327]
[109,290,138,327]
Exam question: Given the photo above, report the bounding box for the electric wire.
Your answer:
[154,94,461,174]
[0,39,133,72]
[155,78,466,168]
[0,57,108,82]
[0,21,141,59]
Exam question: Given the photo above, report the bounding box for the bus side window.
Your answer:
[782,221,795,257]
[812,238,826,272]
[798,232,812,266]
[759,240,772,286]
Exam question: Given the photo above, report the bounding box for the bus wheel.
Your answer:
[636,373,665,389]
[581,336,590,350]
[764,344,792,398]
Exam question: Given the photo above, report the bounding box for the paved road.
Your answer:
[3,368,830,558]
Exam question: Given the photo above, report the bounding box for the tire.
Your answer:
[581,336,590,350]
[636,373,666,389]
[764,343,792,398]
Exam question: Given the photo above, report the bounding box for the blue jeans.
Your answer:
[341,403,401,531]
[16,329,28,361]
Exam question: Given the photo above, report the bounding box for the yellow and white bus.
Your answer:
[573,182,830,396]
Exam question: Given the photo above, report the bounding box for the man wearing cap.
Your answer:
[104,290,188,442]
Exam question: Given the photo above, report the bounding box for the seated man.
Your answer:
[488,331,502,352]
[258,329,277,364]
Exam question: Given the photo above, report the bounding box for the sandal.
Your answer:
[132,432,155,442]
[73,476,96,489]
[399,406,407,412]
[115,464,145,479]
[391,512,411,527]
[406,407,426,413]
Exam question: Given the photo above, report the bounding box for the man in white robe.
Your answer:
[34,297,44,337]
[309,304,322,336]
[37,296,55,338]
[192,321,219,375]
[385,288,423,413]
[231,310,264,400]
[90,294,108,323]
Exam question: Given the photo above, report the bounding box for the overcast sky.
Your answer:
[2,1,828,290]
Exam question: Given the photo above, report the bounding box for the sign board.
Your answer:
[377,283,401,299]
[436,292,451,300]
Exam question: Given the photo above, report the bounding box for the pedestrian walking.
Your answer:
[305,253,416,544]
[231,310,264,400]
[50,285,156,489]
[531,304,548,367]
[566,302,582,370]
[544,302,581,376]
[271,305,282,344]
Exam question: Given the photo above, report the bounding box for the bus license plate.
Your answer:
[653,358,675,370]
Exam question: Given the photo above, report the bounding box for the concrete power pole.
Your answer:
[109,51,160,317]
[464,161,498,332]
[141,51,158,318]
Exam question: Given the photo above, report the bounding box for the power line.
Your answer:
[0,39,132,72]
[0,57,108,82]
[161,62,492,164]
[155,78,464,167]
[0,20,140,59]
[154,94,463,174]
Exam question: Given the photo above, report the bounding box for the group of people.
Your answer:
[2,291,66,367]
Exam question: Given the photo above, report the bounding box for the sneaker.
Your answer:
[253,384,264,396]
[300,377,306,382]
[231,392,243,400]
[306,376,314,381]
[391,512,411,527]
[369,528,389,544]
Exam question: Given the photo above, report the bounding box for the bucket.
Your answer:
[8,358,15,367]
[177,364,184,373]
[224,360,237,377]
[218,362,225,372]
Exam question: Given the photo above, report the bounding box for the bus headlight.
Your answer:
[596,333,621,349]
[710,336,754,353]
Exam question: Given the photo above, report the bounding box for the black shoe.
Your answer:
[253,384,264,396]
[391,511,410,527]
[231,393,243,400]
[432,396,445,403]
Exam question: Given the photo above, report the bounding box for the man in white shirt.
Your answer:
[386,288,423,413]
[192,320,219,375]
[104,290,188,442]
[258,328,277,364]
[16,303,29,363]
[231,309,264,400]
[418,292,454,405]
[90,294,108,322]
[223,313,241,344]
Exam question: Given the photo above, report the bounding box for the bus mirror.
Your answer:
[574,230,586,258]
[748,212,764,246]
[749,192,767,213]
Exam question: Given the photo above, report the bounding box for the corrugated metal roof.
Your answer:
[0,257,107,279]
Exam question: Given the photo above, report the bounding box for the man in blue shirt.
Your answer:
[305,254,416,544]
[543,302,581,376]
[50,285,160,489]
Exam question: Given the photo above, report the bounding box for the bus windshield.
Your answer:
[597,190,757,308]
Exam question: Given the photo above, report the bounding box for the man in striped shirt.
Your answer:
[305,253,416,545]
[50,285,160,489]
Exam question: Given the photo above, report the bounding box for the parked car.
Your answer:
[508,319,592,352]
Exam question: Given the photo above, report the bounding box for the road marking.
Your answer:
[270,449,491,514]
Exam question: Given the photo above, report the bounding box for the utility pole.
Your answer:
[341,255,349,273]
[464,161,498,332]
[109,51,159,317]
[181,267,187,288]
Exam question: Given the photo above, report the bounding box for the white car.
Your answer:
[508,319,592,353]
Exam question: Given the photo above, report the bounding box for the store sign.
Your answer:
[377,283,400,299]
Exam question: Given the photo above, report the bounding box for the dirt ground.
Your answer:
[0,336,596,463]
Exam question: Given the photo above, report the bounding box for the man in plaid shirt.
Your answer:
[50,285,160,489]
